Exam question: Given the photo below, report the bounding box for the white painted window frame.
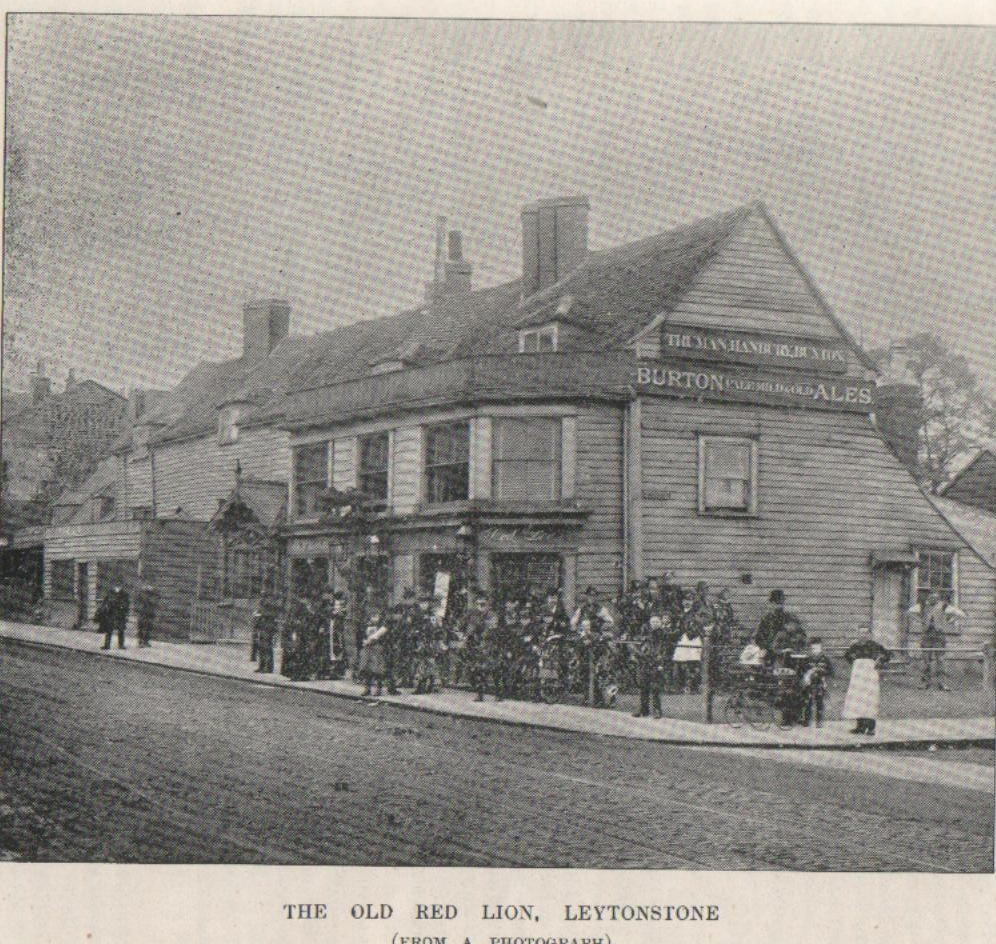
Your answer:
[697,434,759,515]
[518,323,559,353]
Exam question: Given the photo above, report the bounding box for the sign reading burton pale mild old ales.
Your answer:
[636,325,874,412]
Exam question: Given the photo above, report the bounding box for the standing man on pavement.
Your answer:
[134,580,158,648]
[755,589,792,657]
[917,591,964,691]
[632,588,667,719]
[253,584,281,674]
[98,582,129,650]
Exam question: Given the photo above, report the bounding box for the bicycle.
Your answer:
[723,665,794,730]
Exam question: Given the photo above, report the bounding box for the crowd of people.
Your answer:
[88,568,966,736]
[249,573,745,713]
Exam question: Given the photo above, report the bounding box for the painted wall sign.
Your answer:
[635,362,874,412]
[660,325,850,373]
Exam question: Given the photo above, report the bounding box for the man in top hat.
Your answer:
[391,586,418,689]
[461,586,492,701]
[756,589,792,656]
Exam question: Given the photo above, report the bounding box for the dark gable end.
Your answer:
[940,450,996,515]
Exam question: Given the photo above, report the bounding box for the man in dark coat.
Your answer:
[756,589,792,655]
[632,596,667,719]
[134,581,158,648]
[98,583,129,650]
[253,588,281,674]
[462,591,493,702]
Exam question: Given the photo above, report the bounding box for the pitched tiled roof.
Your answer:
[1,390,34,423]
[149,200,847,440]
[210,477,287,532]
[148,335,319,444]
[287,203,751,394]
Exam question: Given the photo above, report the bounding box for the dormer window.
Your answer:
[369,359,407,376]
[519,323,558,353]
[218,405,242,445]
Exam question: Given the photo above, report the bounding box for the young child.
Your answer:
[357,610,389,696]
[800,636,834,727]
[412,613,444,694]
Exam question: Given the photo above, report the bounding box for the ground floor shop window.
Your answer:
[491,552,562,602]
[356,554,392,608]
[50,559,75,601]
[419,552,468,621]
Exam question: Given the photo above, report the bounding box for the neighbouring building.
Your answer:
[1,363,128,522]
[1,365,130,616]
[35,300,304,639]
[940,450,996,516]
[279,198,988,661]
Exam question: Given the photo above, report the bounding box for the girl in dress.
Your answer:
[842,627,891,735]
[358,610,389,696]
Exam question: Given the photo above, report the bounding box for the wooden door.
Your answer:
[871,567,904,649]
[76,562,89,624]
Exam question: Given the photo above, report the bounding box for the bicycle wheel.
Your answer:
[723,695,747,728]
[747,698,776,731]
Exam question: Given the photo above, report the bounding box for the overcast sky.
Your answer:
[3,18,993,396]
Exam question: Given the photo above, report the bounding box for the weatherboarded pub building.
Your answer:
[280,197,985,655]
[26,196,991,652]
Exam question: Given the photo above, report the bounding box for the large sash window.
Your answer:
[492,418,562,502]
[698,436,758,514]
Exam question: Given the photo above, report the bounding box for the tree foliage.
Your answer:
[873,333,996,492]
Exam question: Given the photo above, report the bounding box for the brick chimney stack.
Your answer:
[425,217,472,303]
[243,299,290,364]
[30,359,51,404]
[874,343,924,473]
[521,195,589,298]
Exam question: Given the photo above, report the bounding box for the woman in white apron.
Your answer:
[842,628,891,735]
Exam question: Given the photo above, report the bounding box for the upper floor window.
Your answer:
[915,550,956,605]
[493,417,562,502]
[358,432,390,508]
[425,421,470,504]
[293,442,329,519]
[519,323,558,353]
[698,435,758,514]
[218,406,242,445]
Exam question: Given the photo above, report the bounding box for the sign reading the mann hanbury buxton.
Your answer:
[660,324,850,373]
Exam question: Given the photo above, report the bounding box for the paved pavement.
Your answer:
[2,619,993,749]
[2,643,992,868]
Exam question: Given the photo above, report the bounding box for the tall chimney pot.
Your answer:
[30,360,51,404]
[243,299,290,364]
[521,195,589,298]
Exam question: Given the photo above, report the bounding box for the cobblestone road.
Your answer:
[1,641,992,869]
